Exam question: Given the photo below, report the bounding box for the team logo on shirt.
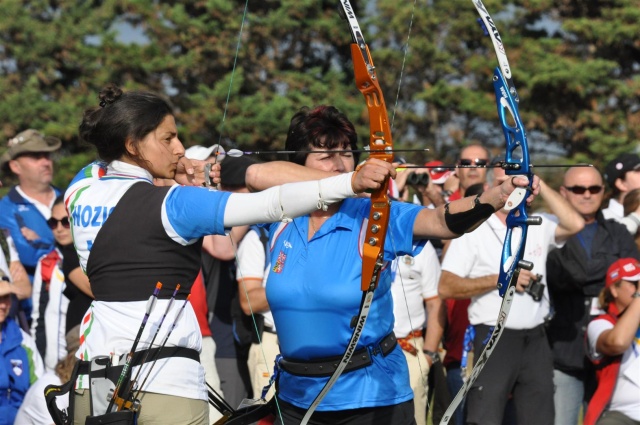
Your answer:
[272,251,287,274]
[11,359,23,376]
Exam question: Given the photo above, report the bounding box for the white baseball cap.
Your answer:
[185,145,217,160]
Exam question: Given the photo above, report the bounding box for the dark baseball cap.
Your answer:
[604,153,640,187]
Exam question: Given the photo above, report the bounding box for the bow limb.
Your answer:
[298,3,394,423]
[440,2,542,423]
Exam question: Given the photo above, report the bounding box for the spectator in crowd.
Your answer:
[0,129,61,322]
[0,129,62,279]
[390,241,444,425]
[585,258,640,425]
[394,161,452,208]
[14,325,80,424]
[64,86,390,424]
[236,221,278,403]
[60,231,93,337]
[602,153,640,221]
[0,180,31,322]
[245,105,538,424]
[31,196,71,371]
[438,165,584,425]
[0,278,44,425]
[394,161,452,423]
[190,270,224,423]
[446,144,490,201]
[547,166,640,425]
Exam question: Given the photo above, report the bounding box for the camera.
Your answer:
[406,172,429,186]
[524,274,545,302]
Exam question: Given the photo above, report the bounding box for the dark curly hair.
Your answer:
[285,105,359,165]
[79,84,174,163]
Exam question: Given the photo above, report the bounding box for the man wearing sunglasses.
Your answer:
[439,165,583,425]
[0,129,62,324]
[447,144,491,203]
[546,166,640,425]
[436,143,491,425]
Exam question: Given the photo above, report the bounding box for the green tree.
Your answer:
[0,0,638,192]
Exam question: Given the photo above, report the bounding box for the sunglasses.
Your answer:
[47,217,70,229]
[458,158,488,167]
[564,185,603,195]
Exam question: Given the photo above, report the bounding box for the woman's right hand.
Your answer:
[351,158,396,194]
[175,157,221,187]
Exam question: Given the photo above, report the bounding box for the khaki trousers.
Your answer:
[74,389,209,425]
[400,335,430,425]
[248,331,280,400]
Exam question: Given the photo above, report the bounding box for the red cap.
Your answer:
[605,258,640,288]
[425,160,452,184]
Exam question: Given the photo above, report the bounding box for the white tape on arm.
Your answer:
[223,172,355,227]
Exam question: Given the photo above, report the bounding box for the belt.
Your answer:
[279,332,397,377]
[397,329,423,356]
[77,346,200,376]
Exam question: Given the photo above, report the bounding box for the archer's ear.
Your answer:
[124,138,137,157]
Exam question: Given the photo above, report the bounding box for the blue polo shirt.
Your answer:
[0,186,60,275]
[265,197,425,411]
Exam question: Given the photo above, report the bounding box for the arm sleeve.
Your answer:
[163,173,355,243]
[223,172,356,227]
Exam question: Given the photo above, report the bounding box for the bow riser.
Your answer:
[492,67,542,295]
[351,44,394,291]
[493,68,528,177]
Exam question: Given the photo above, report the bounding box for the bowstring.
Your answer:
[391,0,418,130]
[216,1,249,147]
[216,1,284,422]
[387,0,431,415]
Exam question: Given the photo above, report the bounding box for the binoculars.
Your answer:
[406,172,430,186]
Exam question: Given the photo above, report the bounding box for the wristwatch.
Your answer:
[423,349,440,362]
[632,292,640,299]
